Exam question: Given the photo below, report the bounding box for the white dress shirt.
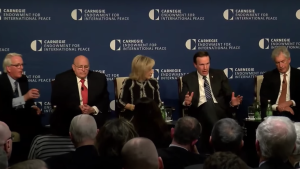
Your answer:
[76,77,100,115]
[196,71,218,107]
[271,66,296,111]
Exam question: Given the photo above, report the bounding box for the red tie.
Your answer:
[80,79,88,104]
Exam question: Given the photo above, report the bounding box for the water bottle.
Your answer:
[51,105,57,113]
[266,100,273,117]
[160,102,166,120]
[254,104,261,120]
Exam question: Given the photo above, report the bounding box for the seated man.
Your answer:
[122,137,163,169]
[0,121,12,165]
[51,55,109,128]
[256,116,296,169]
[0,53,41,159]
[260,46,300,121]
[158,116,206,169]
[202,152,248,169]
[45,114,99,169]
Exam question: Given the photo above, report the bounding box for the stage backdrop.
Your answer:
[1,0,300,126]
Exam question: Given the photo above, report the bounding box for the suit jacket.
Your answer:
[180,69,233,117]
[0,73,35,128]
[157,146,206,169]
[260,67,300,120]
[45,145,100,169]
[256,159,294,169]
[51,69,109,127]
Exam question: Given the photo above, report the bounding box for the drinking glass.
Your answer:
[248,106,255,120]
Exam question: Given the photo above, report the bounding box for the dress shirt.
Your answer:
[7,74,25,108]
[169,144,188,151]
[272,66,296,111]
[76,77,100,115]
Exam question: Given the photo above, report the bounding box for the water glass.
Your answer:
[166,109,172,121]
[248,106,255,120]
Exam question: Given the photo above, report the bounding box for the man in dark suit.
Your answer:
[255,116,296,169]
[260,46,300,121]
[158,116,206,169]
[45,114,100,169]
[180,51,242,154]
[51,55,109,130]
[0,53,41,160]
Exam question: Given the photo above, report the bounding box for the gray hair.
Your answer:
[2,53,22,73]
[10,159,47,169]
[292,122,300,160]
[256,116,296,160]
[69,114,97,144]
[271,46,290,61]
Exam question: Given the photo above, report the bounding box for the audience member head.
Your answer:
[129,55,155,81]
[0,148,8,169]
[256,116,296,161]
[0,121,12,160]
[69,114,98,148]
[271,46,290,74]
[96,118,138,157]
[131,98,168,143]
[72,55,89,79]
[3,53,23,79]
[289,122,300,167]
[10,159,47,169]
[203,151,248,169]
[122,137,163,169]
[172,116,201,151]
[210,118,244,154]
[193,51,210,76]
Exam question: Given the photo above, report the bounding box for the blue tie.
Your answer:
[203,76,213,100]
[13,81,19,98]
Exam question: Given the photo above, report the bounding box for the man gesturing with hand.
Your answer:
[180,51,242,154]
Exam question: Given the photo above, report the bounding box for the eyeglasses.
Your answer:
[74,64,89,70]
[10,64,24,68]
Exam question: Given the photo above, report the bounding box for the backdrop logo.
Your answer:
[31,40,90,52]
[149,9,204,21]
[71,9,129,21]
[0,47,9,52]
[151,69,160,80]
[185,39,241,50]
[0,8,51,21]
[259,38,300,50]
[223,9,277,21]
[110,39,167,51]
[34,102,43,111]
[224,68,264,79]
[93,70,119,81]
[156,69,187,80]
[0,9,1,20]
[27,74,54,83]
[296,10,300,20]
[34,101,52,113]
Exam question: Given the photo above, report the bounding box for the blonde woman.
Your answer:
[118,55,162,120]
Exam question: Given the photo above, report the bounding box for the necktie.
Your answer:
[203,76,213,100]
[278,73,287,104]
[13,81,19,98]
[80,79,88,104]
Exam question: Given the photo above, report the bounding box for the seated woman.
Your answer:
[118,55,162,120]
[96,118,138,169]
[131,97,172,149]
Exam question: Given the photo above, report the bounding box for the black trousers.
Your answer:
[190,99,227,154]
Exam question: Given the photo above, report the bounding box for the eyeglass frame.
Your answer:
[10,63,24,69]
[73,64,89,70]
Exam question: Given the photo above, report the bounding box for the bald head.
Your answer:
[0,122,10,144]
[122,138,160,169]
[72,55,90,79]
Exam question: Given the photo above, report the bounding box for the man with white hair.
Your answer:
[287,122,300,168]
[0,121,12,166]
[260,46,300,121]
[0,53,41,160]
[45,114,99,169]
[256,116,296,169]
[122,137,163,169]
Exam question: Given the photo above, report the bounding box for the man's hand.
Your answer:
[230,92,243,106]
[79,104,95,114]
[24,88,40,101]
[283,107,295,115]
[277,101,293,112]
[32,106,41,115]
[184,92,194,106]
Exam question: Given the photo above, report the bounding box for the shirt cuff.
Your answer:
[92,106,100,115]
[271,104,277,111]
[183,101,191,106]
[12,96,26,107]
[291,100,296,107]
